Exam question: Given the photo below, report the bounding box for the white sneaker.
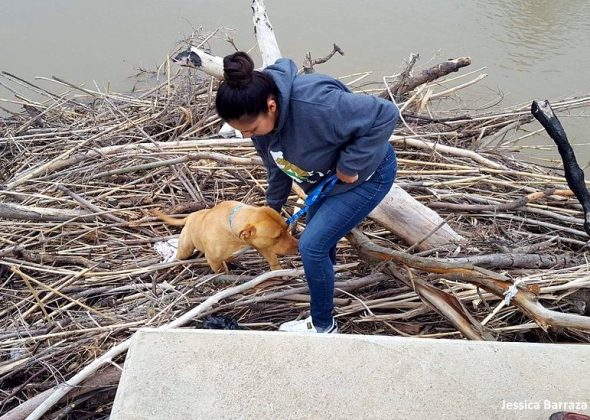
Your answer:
[278,316,337,334]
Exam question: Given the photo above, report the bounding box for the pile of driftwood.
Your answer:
[2,2,590,419]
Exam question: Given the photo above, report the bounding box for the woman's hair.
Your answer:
[215,51,279,121]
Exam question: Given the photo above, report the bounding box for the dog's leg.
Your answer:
[206,255,224,273]
[257,249,282,271]
[176,231,195,260]
[221,261,231,274]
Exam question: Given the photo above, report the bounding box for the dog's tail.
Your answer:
[152,209,188,226]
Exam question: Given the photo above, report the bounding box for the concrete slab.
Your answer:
[111,329,590,420]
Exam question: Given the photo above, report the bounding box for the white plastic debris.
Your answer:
[503,278,524,305]
[10,347,26,360]
[218,122,243,139]
[154,237,180,263]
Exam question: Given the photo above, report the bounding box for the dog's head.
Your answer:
[239,207,298,255]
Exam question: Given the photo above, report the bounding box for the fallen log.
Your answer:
[251,0,282,68]
[171,49,223,79]
[368,184,463,251]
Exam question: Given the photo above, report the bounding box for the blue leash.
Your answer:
[286,174,339,226]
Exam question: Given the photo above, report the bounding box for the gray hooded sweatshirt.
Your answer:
[252,58,399,212]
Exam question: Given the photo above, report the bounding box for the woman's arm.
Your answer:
[332,92,399,179]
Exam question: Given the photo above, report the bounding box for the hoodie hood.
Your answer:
[264,58,298,133]
[253,57,398,212]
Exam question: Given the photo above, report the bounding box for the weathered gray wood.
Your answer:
[174,49,223,79]
[252,0,282,67]
[0,202,94,222]
[532,99,590,236]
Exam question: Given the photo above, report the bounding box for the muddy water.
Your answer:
[1,0,589,166]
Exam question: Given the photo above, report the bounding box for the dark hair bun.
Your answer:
[223,52,255,88]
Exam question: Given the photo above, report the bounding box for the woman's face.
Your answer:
[228,97,278,138]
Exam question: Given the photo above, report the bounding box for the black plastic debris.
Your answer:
[201,315,240,330]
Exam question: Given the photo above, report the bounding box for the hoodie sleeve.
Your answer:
[332,92,399,177]
[251,137,293,213]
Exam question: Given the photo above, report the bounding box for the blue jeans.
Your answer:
[299,145,397,329]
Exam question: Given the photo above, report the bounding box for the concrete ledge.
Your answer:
[111,329,590,420]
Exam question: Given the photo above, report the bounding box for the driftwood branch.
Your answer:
[4,125,120,190]
[391,136,505,170]
[347,228,590,332]
[56,184,127,225]
[430,188,575,212]
[0,138,253,185]
[251,0,282,67]
[385,263,494,340]
[302,43,344,74]
[91,151,262,179]
[443,253,583,270]
[9,249,103,269]
[172,49,223,79]
[532,99,590,236]
[0,202,95,222]
[380,56,472,99]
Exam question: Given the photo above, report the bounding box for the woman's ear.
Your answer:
[267,97,277,113]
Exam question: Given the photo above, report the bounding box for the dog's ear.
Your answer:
[239,224,256,241]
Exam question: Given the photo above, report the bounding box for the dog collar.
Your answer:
[228,204,244,237]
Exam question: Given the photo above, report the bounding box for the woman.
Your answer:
[215,52,399,333]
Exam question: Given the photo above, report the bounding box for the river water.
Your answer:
[1,0,589,166]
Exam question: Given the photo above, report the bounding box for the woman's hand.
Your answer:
[336,168,359,184]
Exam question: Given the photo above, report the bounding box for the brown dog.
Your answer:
[153,201,298,273]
